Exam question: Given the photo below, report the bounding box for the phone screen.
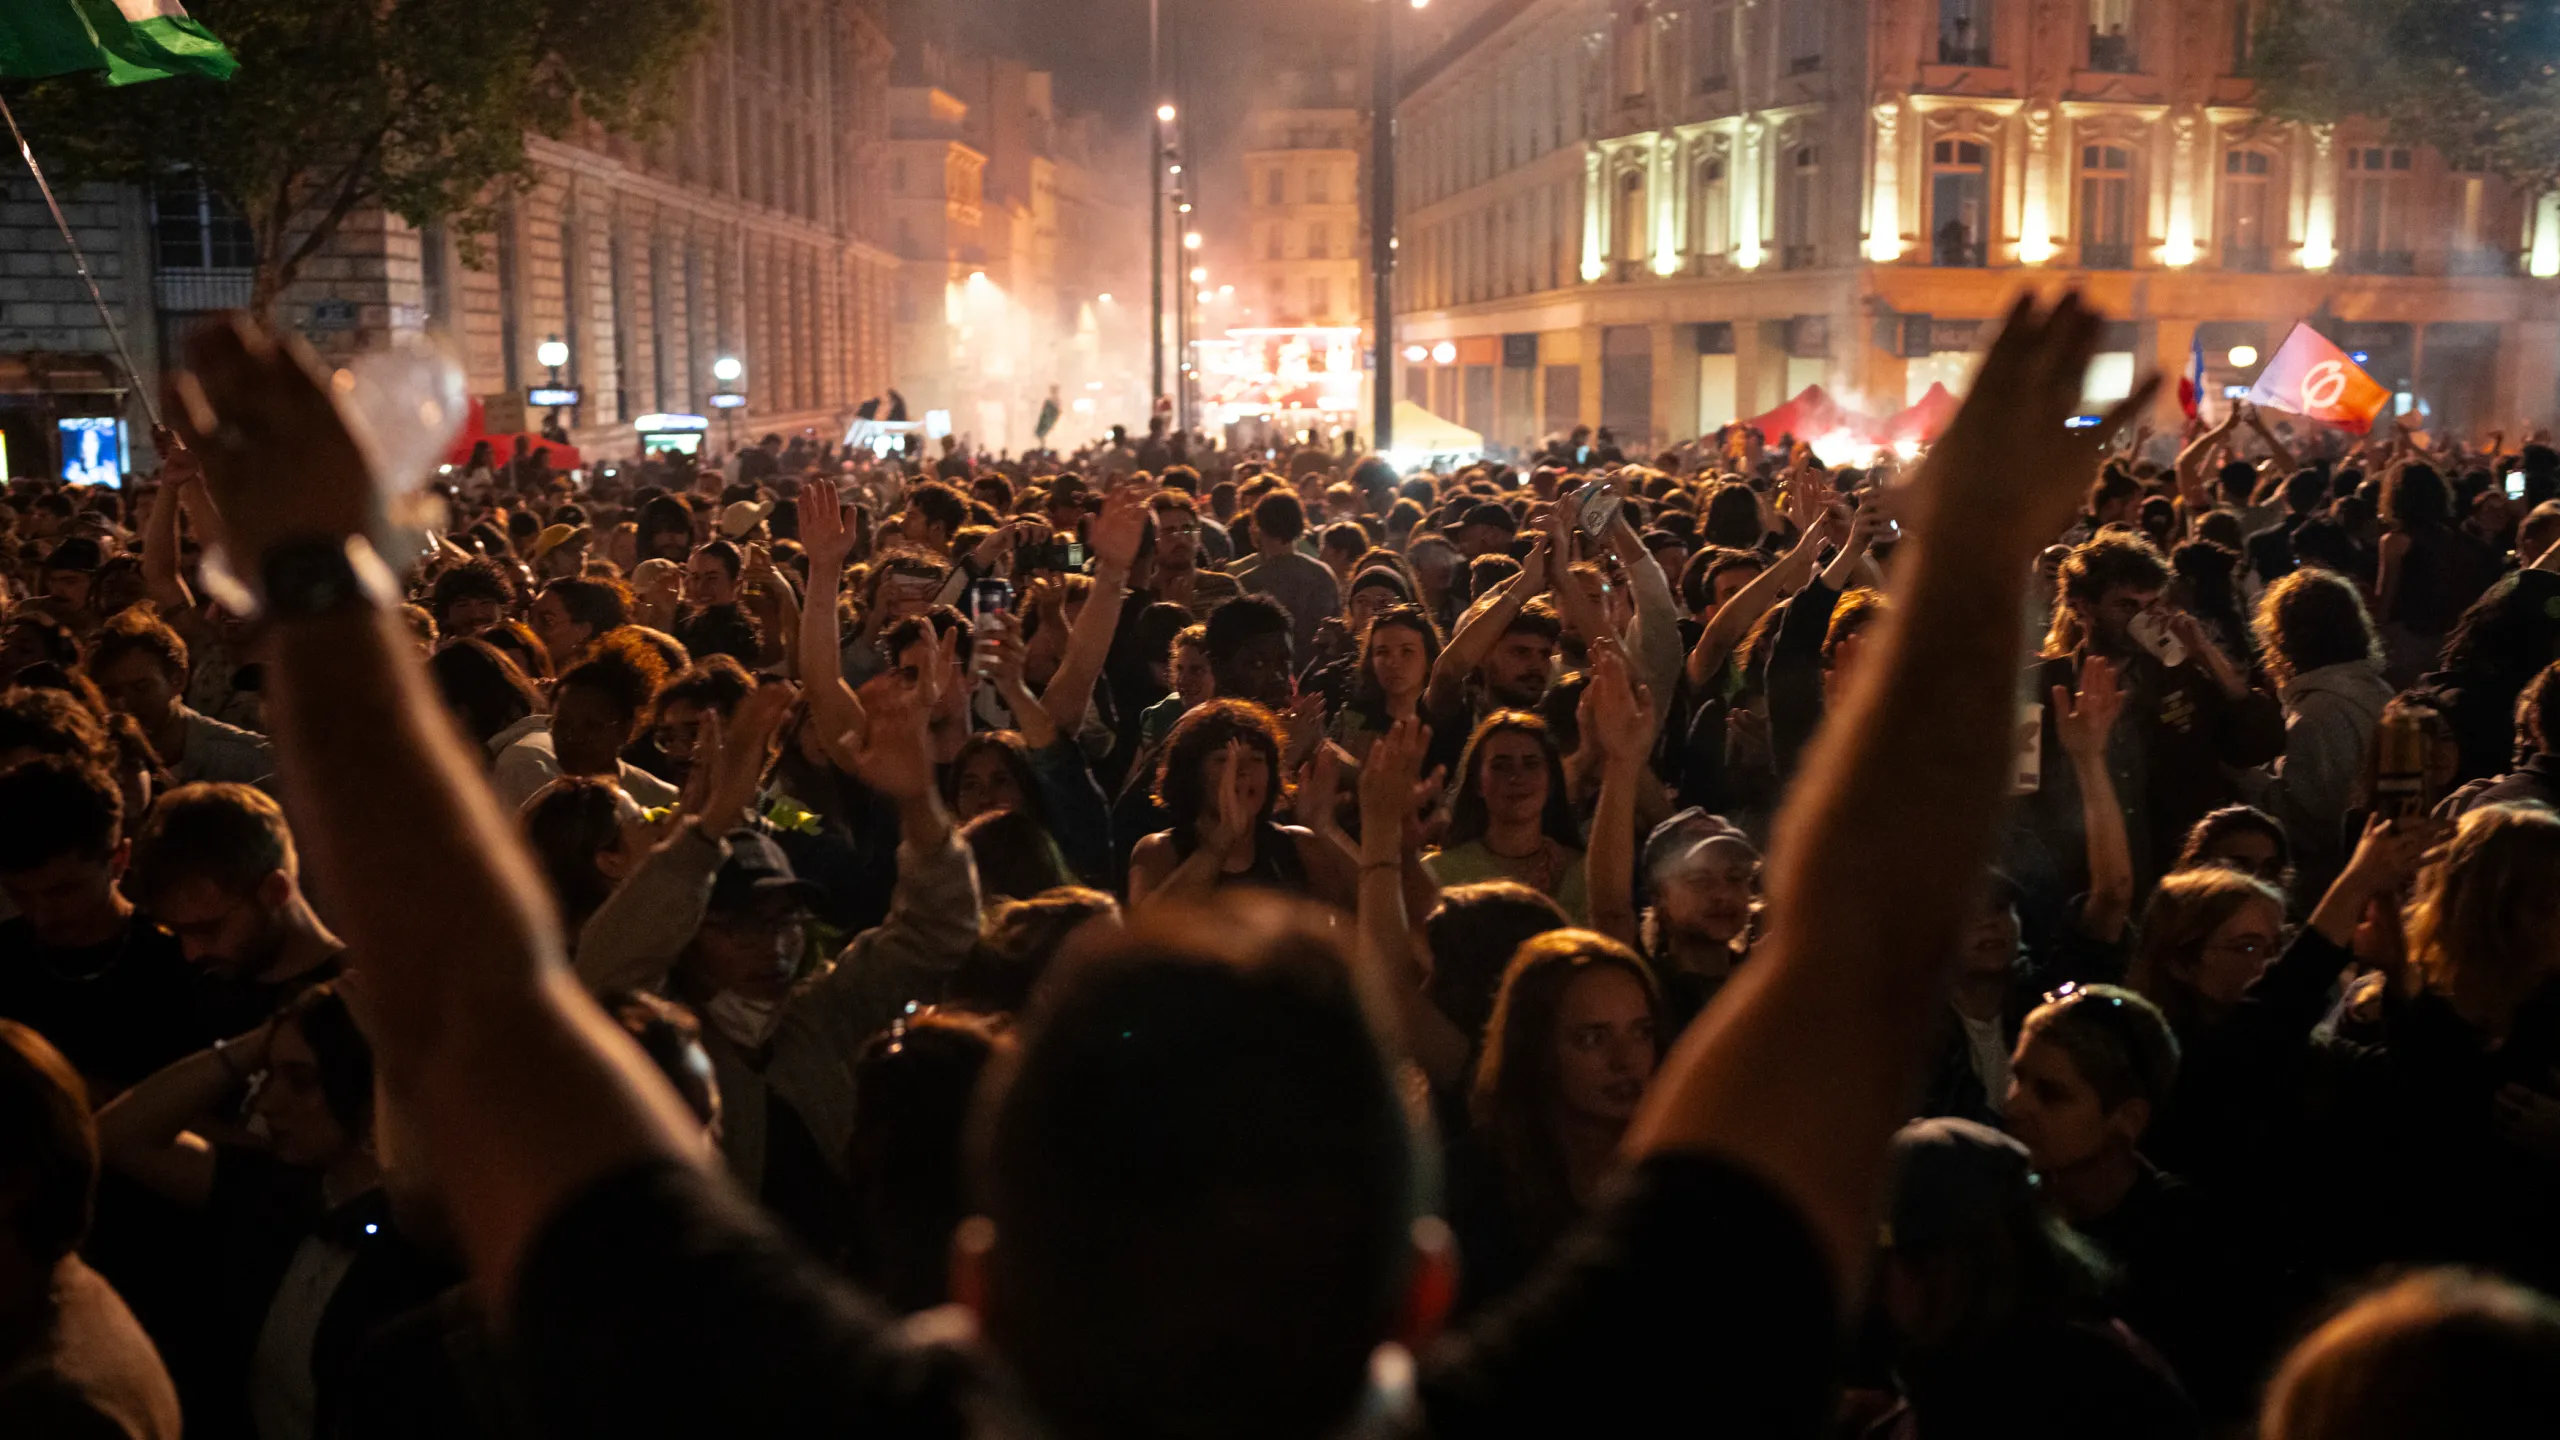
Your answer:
[2508,471,2527,502]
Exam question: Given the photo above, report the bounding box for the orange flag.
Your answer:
[2244,323,2392,434]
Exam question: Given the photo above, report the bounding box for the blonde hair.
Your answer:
[2404,804,2560,1025]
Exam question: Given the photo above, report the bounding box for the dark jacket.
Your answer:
[2415,567,2560,786]
[2020,648,2285,895]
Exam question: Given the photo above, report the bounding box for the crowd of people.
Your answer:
[5,295,2560,1440]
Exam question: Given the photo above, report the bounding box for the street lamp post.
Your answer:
[1151,0,1170,417]
[536,334,571,435]
[712,354,745,456]
[1370,1,1422,453]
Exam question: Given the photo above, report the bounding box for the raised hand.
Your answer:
[1294,742,1345,834]
[2051,654,2123,765]
[695,682,797,831]
[1199,739,1253,859]
[166,314,381,580]
[1586,644,1657,767]
[1358,716,1431,834]
[2336,814,2442,900]
[1907,292,2160,556]
[1517,529,1554,592]
[1089,481,1150,570]
[799,489,857,570]
[837,671,937,803]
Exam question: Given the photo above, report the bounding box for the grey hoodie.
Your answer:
[2248,659,2394,884]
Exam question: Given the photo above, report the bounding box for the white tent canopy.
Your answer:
[1386,401,1482,460]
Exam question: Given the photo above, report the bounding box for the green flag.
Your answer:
[0,0,237,84]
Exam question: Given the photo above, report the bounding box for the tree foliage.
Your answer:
[2252,0,2560,194]
[13,0,719,311]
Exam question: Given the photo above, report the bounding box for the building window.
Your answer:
[1616,169,1648,267]
[2220,149,2271,270]
[152,178,255,270]
[1308,167,1329,204]
[1692,155,1729,257]
[1692,0,1733,89]
[1266,225,1283,261]
[1266,167,1285,204]
[1616,2,1654,99]
[1939,0,1993,65]
[1268,275,1287,314]
[1785,0,1823,72]
[2089,0,2136,71]
[1308,222,1329,260]
[2078,143,2133,268]
[2342,146,2413,273]
[1309,276,1330,317]
[1931,139,1990,266]
[2229,0,2252,72]
[1780,145,1821,268]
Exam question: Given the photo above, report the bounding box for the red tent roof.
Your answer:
[443,396,584,472]
[1744,385,1851,442]
[1881,383,1961,445]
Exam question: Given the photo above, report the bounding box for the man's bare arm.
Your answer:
[173,316,700,1305]
[1625,294,2157,1291]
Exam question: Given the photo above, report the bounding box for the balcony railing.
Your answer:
[2338,249,2415,275]
[155,268,256,313]
[2222,244,2270,273]
[1932,227,1985,267]
[1937,38,1994,66]
[2080,241,2133,270]
[2087,29,2137,72]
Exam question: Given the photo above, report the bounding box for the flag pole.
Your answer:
[0,91,161,428]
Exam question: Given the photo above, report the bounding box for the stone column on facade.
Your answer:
[2301,123,2337,271]
[1652,135,1681,275]
[2165,111,2199,267]
[1577,320,1605,426]
[2019,105,2055,264]
[1866,97,1903,263]
[1732,316,1783,419]
[1653,321,1699,444]
[1581,148,1608,281]
[1735,117,1765,270]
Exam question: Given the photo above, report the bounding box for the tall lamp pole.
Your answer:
[1149,0,1168,414]
[1370,0,1417,453]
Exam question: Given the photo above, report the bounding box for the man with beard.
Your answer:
[124,783,344,1041]
[1428,529,1562,732]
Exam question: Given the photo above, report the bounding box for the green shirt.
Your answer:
[1424,839,1589,923]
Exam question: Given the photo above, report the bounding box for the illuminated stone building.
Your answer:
[1393,0,2560,452]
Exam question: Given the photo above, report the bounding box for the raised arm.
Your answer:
[1625,294,2157,1289]
[1582,644,1654,947]
[171,315,703,1300]
[93,1025,265,1208]
[1427,532,1549,713]
[141,434,198,616]
[1685,506,1836,688]
[1040,483,1145,735]
[2175,410,2239,505]
[2053,655,2133,943]
[795,491,866,748]
[1540,506,1617,654]
[1356,717,1470,1089]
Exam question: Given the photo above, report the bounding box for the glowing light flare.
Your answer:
[1156,104,1176,123]
[1401,344,1428,363]
[1893,439,1922,460]
[1430,341,1457,364]
[2227,345,2259,368]
[711,355,744,383]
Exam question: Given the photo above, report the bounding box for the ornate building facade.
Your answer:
[1393,0,2560,451]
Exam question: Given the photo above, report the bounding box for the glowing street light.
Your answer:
[1157,103,1177,123]
[1189,266,1206,282]
[1097,293,1114,304]
[1401,344,1428,363]
[535,336,570,371]
[2227,345,2259,368]
[1184,231,1203,250]
[711,355,744,384]
[1430,341,1457,364]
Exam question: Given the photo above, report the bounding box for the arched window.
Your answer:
[1931,139,1990,266]
[1616,168,1649,266]
[1693,154,1730,258]
[2078,143,2134,268]
[2219,149,2272,270]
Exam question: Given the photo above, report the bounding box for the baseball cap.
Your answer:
[1883,1116,2039,1252]
[527,523,589,563]
[1462,502,1517,534]
[42,537,103,573]
[719,499,777,539]
[1641,807,1757,881]
[708,830,824,914]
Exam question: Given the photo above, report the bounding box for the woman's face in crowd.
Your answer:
[1550,965,1657,1128]
[955,747,1026,822]
[692,895,806,1000]
[1710,564,1761,610]
[1366,624,1429,700]
[256,1018,357,1169]
[1171,642,1213,707]
[1198,742,1271,829]
[2177,898,2287,1009]
[652,699,708,770]
[2197,831,2287,888]
[685,552,739,607]
[1475,730,1551,826]
[1655,840,1758,944]
[550,684,634,777]
[2003,1033,2124,1174]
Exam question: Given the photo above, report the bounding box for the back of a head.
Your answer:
[2262,1270,2560,1440]
[975,896,1415,1440]
[127,782,295,910]
[0,755,120,876]
[0,1019,95,1263]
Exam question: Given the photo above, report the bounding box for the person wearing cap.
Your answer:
[526,522,591,582]
[1860,1115,2195,1439]
[674,540,764,669]
[1456,500,1519,560]
[717,497,775,546]
[36,534,105,632]
[1639,808,1760,1033]
[574,679,982,1254]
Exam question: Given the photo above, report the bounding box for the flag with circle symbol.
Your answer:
[2244,323,2392,435]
